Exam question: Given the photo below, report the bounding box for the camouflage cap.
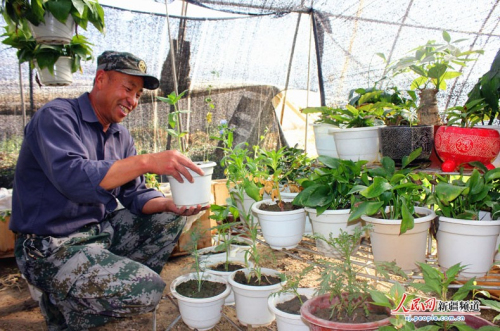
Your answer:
[96,51,159,90]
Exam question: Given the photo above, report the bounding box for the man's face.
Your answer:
[94,70,144,126]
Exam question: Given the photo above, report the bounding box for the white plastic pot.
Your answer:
[361,207,435,273]
[332,126,383,163]
[268,288,316,331]
[29,13,75,44]
[312,123,340,157]
[170,272,230,330]
[228,268,284,327]
[281,191,312,234]
[437,216,500,278]
[252,199,306,250]
[167,161,216,207]
[36,57,73,86]
[305,208,361,257]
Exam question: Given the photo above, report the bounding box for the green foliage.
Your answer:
[144,173,160,190]
[184,224,207,292]
[209,204,243,271]
[302,104,384,128]
[278,145,315,188]
[1,0,105,33]
[445,99,489,128]
[293,156,367,214]
[156,90,190,154]
[348,149,432,234]
[385,31,483,91]
[427,168,500,220]
[271,265,315,306]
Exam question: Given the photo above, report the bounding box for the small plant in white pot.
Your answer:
[268,267,316,331]
[292,156,366,257]
[170,227,230,330]
[157,90,216,207]
[348,148,436,273]
[427,166,500,278]
[251,146,306,250]
[228,213,284,327]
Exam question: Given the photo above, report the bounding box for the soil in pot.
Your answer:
[276,295,309,315]
[233,270,281,286]
[313,305,390,323]
[175,279,226,298]
[258,201,302,212]
[209,262,246,272]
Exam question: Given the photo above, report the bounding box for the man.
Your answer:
[10,51,206,330]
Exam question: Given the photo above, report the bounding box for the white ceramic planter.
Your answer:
[361,207,435,273]
[312,123,340,157]
[36,57,73,86]
[252,199,306,250]
[170,272,230,330]
[268,288,316,331]
[305,208,361,257]
[228,268,284,327]
[281,191,312,234]
[202,255,252,305]
[437,216,500,278]
[331,126,383,163]
[29,13,75,44]
[167,161,216,207]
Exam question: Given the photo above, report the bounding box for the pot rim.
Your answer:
[252,199,305,215]
[360,207,436,225]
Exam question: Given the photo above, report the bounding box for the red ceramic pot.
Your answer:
[434,126,500,172]
[300,294,391,331]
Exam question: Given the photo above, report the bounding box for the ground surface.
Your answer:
[1,239,500,331]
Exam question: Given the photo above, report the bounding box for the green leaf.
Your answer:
[399,203,414,234]
[360,177,392,199]
[416,262,443,296]
[428,63,447,79]
[45,0,72,23]
[348,201,384,221]
[443,30,451,43]
[368,290,392,308]
[435,183,466,203]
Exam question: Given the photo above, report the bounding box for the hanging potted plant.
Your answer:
[1,0,105,44]
[251,146,306,250]
[348,149,436,273]
[170,228,231,330]
[1,25,94,86]
[228,212,285,327]
[351,86,435,167]
[157,90,217,207]
[300,225,395,330]
[292,156,366,257]
[427,166,500,278]
[384,30,484,126]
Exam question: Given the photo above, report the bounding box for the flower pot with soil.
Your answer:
[228,267,284,327]
[268,287,316,331]
[170,272,230,330]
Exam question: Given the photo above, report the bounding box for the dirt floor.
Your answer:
[1,238,500,331]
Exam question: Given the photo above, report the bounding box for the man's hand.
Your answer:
[148,150,204,183]
[142,197,209,216]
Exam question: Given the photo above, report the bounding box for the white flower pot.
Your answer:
[36,57,73,86]
[281,191,312,234]
[231,189,257,221]
[305,208,362,258]
[252,199,306,250]
[331,126,383,163]
[268,288,316,331]
[202,255,252,305]
[228,268,284,327]
[170,272,230,330]
[312,123,340,157]
[167,161,216,207]
[361,207,435,273]
[437,216,500,278]
[29,13,75,44]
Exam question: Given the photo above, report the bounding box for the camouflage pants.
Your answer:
[14,209,186,331]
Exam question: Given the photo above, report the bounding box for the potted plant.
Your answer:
[302,106,341,158]
[157,90,217,207]
[251,146,307,250]
[384,30,484,126]
[268,267,316,331]
[427,166,500,278]
[292,156,366,257]
[351,86,435,166]
[348,149,436,273]
[300,225,394,330]
[1,0,105,44]
[1,25,94,86]
[303,100,385,163]
[228,212,285,327]
[169,227,231,330]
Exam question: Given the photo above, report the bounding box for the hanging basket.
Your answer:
[29,13,75,45]
[35,57,73,86]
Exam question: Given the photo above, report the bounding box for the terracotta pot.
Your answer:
[434,126,500,172]
[300,294,391,330]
